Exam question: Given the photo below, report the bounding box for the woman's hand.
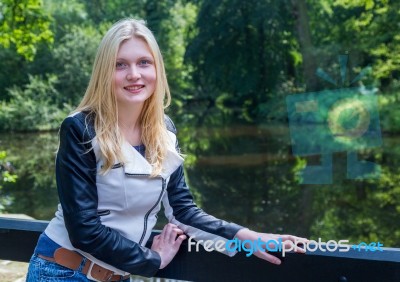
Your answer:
[151,223,187,269]
[235,228,308,265]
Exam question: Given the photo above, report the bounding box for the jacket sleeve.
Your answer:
[56,115,161,277]
[162,118,245,256]
[163,165,245,256]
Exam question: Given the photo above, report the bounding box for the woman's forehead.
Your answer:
[117,37,153,57]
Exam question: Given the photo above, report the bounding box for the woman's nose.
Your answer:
[127,67,141,80]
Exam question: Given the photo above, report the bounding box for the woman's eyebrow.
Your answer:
[138,56,154,61]
[116,56,153,61]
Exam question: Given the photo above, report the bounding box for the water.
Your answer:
[0,125,399,247]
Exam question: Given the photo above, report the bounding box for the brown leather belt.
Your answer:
[38,248,130,282]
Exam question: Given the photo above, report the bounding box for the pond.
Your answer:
[0,123,399,248]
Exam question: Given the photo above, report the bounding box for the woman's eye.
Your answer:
[116,62,127,69]
[139,59,151,66]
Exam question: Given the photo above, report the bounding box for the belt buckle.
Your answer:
[86,261,103,282]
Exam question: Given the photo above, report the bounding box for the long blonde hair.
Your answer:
[74,18,171,177]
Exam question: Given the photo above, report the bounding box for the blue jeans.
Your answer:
[26,254,131,282]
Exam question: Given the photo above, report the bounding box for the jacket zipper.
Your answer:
[97,209,111,216]
[101,163,123,169]
[126,174,165,245]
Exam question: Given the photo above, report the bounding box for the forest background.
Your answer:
[0,0,399,247]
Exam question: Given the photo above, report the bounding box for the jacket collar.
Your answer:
[122,140,183,178]
[93,131,183,178]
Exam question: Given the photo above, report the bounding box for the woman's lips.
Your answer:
[124,85,145,93]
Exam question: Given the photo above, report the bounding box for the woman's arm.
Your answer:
[162,164,244,256]
[163,164,307,262]
[162,117,307,262]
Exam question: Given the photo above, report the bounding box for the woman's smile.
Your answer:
[124,84,145,93]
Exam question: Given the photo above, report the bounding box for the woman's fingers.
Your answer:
[174,234,187,248]
[279,239,306,254]
[158,223,185,243]
[160,223,184,243]
[252,232,309,259]
[280,235,308,253]
[159,223,173,241]
[161,224,172,242]
[151,224,187,269]
[282,235,308,244]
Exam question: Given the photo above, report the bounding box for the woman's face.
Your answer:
[114,37,156,109]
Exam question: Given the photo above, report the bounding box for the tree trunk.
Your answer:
[292,0,319,91]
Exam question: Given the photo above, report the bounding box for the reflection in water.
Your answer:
[0,126,399,247]
[0,132,59,219]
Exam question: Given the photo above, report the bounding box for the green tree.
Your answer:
[0,75,72,131]
[82,0,144,24]
[0,0,53,61]
[306,0,400,91]
[143,0,197,113]
[185,0,298,124]
[51,25,104,105]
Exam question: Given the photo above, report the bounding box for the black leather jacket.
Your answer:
[49,111,243,277]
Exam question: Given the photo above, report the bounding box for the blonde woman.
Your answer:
[26,18,306,282]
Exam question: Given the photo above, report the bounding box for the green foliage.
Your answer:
[307,0,400,90]
[51,25,104,105]
[0,0,54,61]
[150,1,197,103]
[185,0,297,123]
[81,0,145,24]
[0,151,17,212]
[44,0,88,37]
[0,151,17,188]
[0,47,30,100]
[378,92,400,133]
[0,75,72,131]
